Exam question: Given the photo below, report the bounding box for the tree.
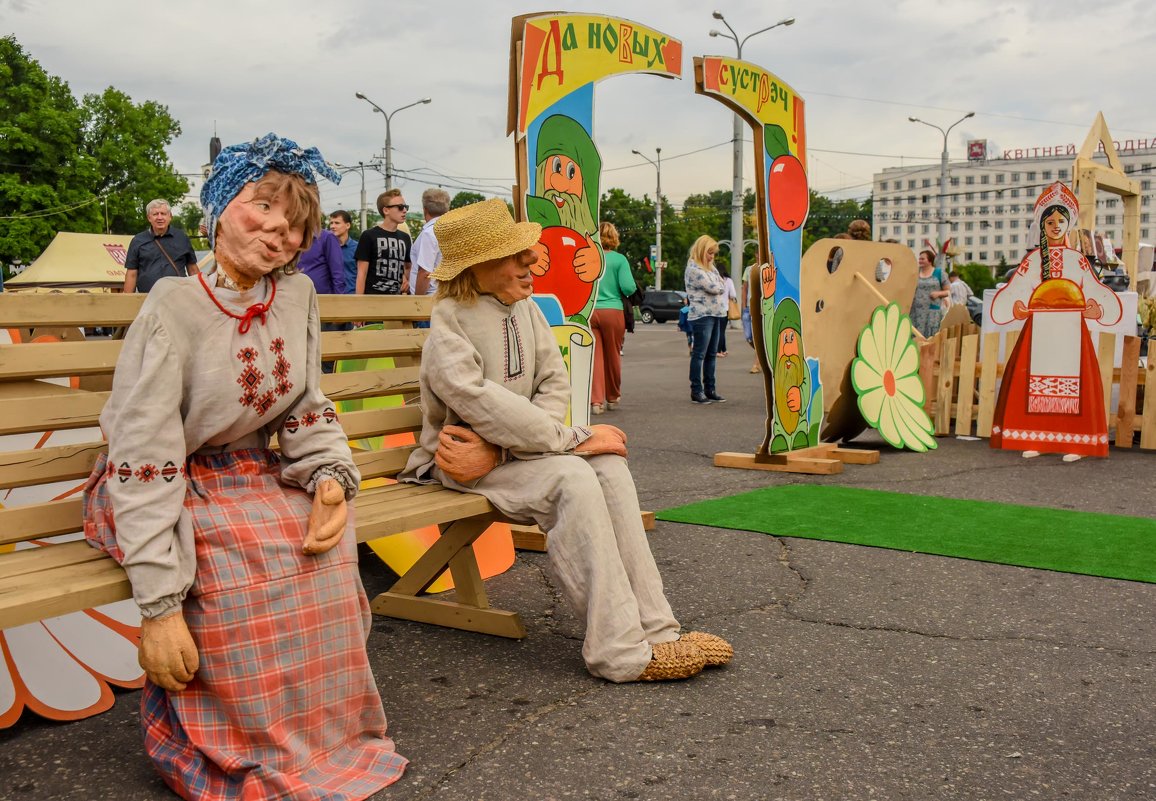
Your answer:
[450,191,486,209]
[0,36,188,267]
[174,202,206,249]
[801,191,873,252]
[0,36,93,265]
[956,262,996,293]
[80,87,187,234]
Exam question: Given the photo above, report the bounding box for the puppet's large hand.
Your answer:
[303,478,347,555]
[139,612,199,692]
[1012,299,1029,320]
[436,425,501,484]
[1083,298,1103,320]
[574,424,628,458]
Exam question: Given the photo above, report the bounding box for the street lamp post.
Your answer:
[709,11,795,288]
[632,147,663,290]
[354,93,432,190]
[908,111,975,268]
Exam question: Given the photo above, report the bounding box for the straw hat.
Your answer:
[431,198,542,281]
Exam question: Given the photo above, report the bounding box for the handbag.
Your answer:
[727,298,741,320]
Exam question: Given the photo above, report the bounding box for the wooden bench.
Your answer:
[0,291,526,640]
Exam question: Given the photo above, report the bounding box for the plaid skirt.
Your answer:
[84,448,407,800]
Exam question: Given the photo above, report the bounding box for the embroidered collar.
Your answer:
[198,272,276,334]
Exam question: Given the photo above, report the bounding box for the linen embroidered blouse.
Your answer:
[99,270,359,618]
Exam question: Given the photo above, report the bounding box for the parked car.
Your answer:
[639,289,687,323]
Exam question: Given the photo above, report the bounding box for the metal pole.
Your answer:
[354,94,432,193]
[730,110,743,288]
[656,147,663,292]
[384,115,393,191]
[938,135,948,265]
[909,112,974,271]
[358,162,368,231]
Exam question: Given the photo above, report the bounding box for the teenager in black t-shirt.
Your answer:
[355,190,412,295]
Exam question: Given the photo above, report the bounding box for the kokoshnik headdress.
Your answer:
[1031,181,1080,280]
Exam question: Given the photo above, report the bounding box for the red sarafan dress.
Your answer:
[990,246,1122,456]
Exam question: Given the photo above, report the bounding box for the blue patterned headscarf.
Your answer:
[200,133,340,248]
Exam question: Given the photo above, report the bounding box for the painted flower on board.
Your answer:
[850,303,937,452]
[0,328,144,729]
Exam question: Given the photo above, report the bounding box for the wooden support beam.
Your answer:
[369,593,526,639]
[712,442,877,475]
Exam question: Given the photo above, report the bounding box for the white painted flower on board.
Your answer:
[850,303,937,452]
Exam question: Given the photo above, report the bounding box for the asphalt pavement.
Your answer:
[2,321,1154,801]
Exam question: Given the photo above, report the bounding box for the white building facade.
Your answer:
[872,139,1156,268]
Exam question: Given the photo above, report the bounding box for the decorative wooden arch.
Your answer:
[1071,112,1141,289]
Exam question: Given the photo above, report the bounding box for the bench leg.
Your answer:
[369,514,527,639]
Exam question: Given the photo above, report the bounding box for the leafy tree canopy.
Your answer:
[450,191,486,209]
[0,35,187,267]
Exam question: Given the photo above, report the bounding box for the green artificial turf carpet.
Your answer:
[657,485,1156,583]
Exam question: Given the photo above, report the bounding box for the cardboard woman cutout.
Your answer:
[989,182,1122,458]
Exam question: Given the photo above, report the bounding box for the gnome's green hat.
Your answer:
[535,115,602,210]
[770,297,803,365]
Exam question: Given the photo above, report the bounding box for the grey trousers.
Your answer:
[437,454,680,682]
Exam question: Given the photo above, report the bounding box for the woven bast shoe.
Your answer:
[679,631,734,667]
[635,640,706,681]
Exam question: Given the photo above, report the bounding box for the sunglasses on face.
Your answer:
[385,204,409,211]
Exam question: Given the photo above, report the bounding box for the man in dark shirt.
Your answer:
[354,189,411,295]
[122,199,199,293]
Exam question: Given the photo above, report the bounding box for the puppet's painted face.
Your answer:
[215,181,306,279]
[1043,209,1069,242]
[473,249,537,305]
[543,155,583,202]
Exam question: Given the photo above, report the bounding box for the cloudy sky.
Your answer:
[5,0,1155,217]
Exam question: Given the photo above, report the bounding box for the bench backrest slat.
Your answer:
[0,341,122,380]
[0,441,105,489]
[0,499,85,546]
[0,292,432,327]
[0,391,110,436]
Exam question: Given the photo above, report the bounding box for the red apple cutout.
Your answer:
[768,155,808,232]
[533,226,596,316]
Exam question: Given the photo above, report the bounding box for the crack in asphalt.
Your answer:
[408,684,604,801]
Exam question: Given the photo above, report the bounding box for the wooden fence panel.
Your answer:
[1114,336,1142,448]
[954,334,979,436]
[975,332,1001,437]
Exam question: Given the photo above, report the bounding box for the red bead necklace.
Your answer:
[198,271,277,334]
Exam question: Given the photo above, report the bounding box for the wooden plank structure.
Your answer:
[0,293,529,639]
[920,323,1151,450]
[1071,113,1141,290]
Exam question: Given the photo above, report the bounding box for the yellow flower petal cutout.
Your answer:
[850,302,937,452]
[858,385,886,423]
[852,355,883,391]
